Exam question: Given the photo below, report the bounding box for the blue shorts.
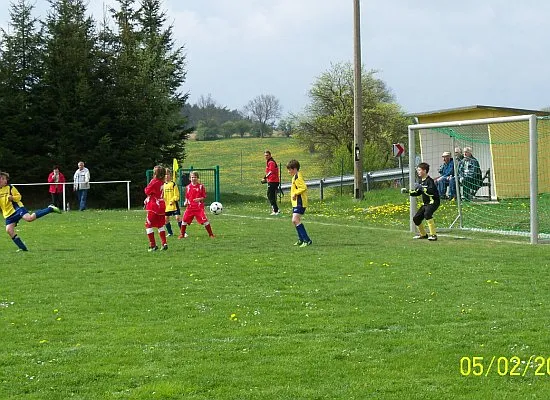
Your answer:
[292,206,306,215]
[5,207,29,226]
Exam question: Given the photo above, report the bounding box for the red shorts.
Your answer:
[183,208,208,225]
[146,211,165,228]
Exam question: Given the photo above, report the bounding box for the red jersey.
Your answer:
[144,178,166,215]
[185,183,206,211]
[265,158,279,183]
[47,172,66,193]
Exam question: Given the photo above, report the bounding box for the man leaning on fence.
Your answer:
[73,161,90,211]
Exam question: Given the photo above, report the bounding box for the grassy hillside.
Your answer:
[183,137,327,198]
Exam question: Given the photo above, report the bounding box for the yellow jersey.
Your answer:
[290,171,308,208]
[163,181,180,212]
[0,184,24,219]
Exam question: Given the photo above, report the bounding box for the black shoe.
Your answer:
[413,234,428,239]
[428,235,438,241]
[162,244,168,250]
[148,246,159,252]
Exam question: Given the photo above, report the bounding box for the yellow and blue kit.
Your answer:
[290,171,308,209]
[163,180,180,215]
[0,184,25,220]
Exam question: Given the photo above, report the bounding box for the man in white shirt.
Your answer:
[73,161,90,211]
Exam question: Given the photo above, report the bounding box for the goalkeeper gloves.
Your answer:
[400,188,408,194]
[260,178,267,184]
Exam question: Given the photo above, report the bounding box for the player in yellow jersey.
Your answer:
[163,168,182,237]
[0,171,61,251]
[286,159,312,247]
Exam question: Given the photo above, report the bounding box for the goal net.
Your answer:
[407,115,550,244]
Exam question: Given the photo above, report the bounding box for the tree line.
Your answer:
[185,63,409,176]
[182,93,284,140]
[0,0,188,204]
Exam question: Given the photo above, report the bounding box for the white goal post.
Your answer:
[407,114,546,244]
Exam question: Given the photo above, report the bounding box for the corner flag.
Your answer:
[172,158,179,182]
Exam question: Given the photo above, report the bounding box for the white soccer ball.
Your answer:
[209,201,223,215]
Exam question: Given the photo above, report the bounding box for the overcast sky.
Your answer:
[2,0,550,116]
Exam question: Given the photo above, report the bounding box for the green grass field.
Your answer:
[2,201,550,399]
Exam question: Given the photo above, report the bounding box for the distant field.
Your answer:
[183,137,328,198]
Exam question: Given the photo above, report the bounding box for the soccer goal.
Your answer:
[407,114,550,244]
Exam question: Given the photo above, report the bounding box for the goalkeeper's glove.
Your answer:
[400,188,408,194]
[260,178,267,184]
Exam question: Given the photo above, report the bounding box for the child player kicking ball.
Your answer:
[401,162,440,241]
[178,171,215,239]
[286,159,312,247]
[0,171,61,251]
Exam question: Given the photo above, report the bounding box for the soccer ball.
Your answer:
[209,201,223,215]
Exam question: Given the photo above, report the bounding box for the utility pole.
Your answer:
[353,0,363,200]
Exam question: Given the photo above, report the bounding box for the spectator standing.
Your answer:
[73,161,90,211]
[47,165,66,209]
[262,150,280,215]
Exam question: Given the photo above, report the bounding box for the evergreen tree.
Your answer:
[0,0,46,180]
[41,0,100,169]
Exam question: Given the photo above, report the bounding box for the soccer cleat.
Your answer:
[293,240,303,246]
[270,211,280,215]
[148,246,158,252]
[48,205,62,214]
[413,234,429,240]
[178,234,185,239]
[162,244,168,250]
[167,233,173,237]
[300,240,313,247]
[16,248,29,252]
[428,235,438,241]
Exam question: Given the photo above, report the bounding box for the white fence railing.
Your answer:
[12,181,132,210]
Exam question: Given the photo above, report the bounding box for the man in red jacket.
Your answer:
[261,150,280,215]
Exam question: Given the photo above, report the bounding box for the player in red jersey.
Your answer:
[144,166,168,251]
[178,171,214,239]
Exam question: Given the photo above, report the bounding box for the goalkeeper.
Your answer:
[401,162,440,241]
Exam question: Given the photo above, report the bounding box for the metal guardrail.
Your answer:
[280,167,410,199]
